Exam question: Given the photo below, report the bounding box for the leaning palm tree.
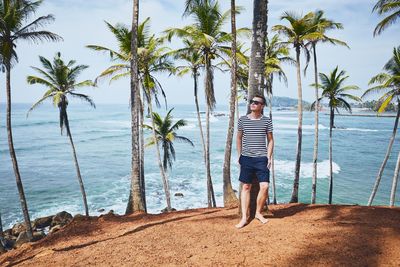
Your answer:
[306,10,348,204]
[311,66,360,204]
[144,109,194,172]
[0,0,61,241]
[273,11,315,203]
[363,46,400,206]
[373,0,400,36]
[27,52,94,216]
[165,1,234,208]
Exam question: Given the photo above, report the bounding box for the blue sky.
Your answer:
[0,0,398,106]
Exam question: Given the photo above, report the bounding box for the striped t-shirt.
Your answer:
[238,115,273,157]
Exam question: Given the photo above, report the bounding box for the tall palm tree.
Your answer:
[87,18,172,212]
[144,109,194,172]
[363,46,400,206]
[264,34,294,204]
[222,0,239,207]
[128,0,145,213]
[165,1,234,208]
[0,0,61,240]
[311,66,360,204]
[273,11,315,203]
[27,52,94,216]
[373,0,400,36]
[306,10,348,204]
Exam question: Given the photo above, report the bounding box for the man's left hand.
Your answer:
[267,157,272,170]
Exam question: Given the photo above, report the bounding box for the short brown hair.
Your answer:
[252,94,266,105]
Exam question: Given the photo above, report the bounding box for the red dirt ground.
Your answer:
[1,204,399,266]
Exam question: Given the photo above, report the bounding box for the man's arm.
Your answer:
[267,132,274,163]
[236,130,243,159]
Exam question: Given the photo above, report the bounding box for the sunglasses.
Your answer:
[250,100,263,105]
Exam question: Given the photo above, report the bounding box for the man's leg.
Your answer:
[255,182,269,224]
[235,183,252,228]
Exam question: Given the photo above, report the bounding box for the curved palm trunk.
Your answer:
[223,0,239,207]
[204,57,216,208]
[290,46,303,203]
[269,96,277,205]
[390,151,400,206]
[62,104,89,216]
[328,106,334,204]
[127,0,145,214]
[368,101,400,206]
[6,65,33,241]
[311,43,319,204]
[193,69,212,207]
[148,101,172,211]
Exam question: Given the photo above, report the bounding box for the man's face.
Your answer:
[250,97,265,111]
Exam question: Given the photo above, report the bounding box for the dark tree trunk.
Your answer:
[6,64,33,241]
[223,0,239,207]
[328,105,334,204]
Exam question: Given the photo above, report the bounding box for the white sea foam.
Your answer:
[274,159,340,179]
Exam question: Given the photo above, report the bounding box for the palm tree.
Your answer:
[306,10,348,204]
[165,0,234,208]
[27,52,94,216]
[373,0,400,36]
[221,0,239,207]
[311,66,360,204]
[363,46,400,206]
[87,18,173,212]
[128,0,145,213]
[0,0,61,241]
[144,109,194,172]
[264,34,294,204]
[273,11,315,203]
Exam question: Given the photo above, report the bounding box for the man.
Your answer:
[235,94,274,229]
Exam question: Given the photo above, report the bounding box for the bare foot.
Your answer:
[255,213,268,224]
[235,219,248,229]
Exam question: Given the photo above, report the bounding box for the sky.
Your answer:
[0,0,398,106]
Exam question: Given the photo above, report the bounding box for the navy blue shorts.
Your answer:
[239,155,270,184]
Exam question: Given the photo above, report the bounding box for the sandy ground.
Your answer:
[1,204,399,266]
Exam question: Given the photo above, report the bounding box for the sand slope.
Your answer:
[1,204,399,266]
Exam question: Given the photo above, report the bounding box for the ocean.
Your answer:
[1,103,399,229]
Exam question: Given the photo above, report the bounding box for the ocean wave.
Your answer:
[274,159,340,179]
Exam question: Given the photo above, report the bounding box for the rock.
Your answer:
[97,208,105,212]
[174,192,184,197]
[161,207,177,213]
[15,231,30,248]
[51,211,73,228]
[12,222,27,237]
[108,210,114,215]
[73,214,86,220]
[4,229,12,236]
[48,225,63,235]
[2,237,16,250]
[32,231,46,242]
[33,216,53,230]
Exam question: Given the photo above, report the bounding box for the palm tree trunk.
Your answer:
[368,101,400,206]
[6,65,33,241]
[0,212,3,238]
[62,106,89,216]
[148,101,172,211]
[290,46,303,203]
[127,0,145,214]
[269,96,277,205]
[246,0,268,113]
[204,56,216,208]
[390,151,400,206]
[206,104,216,207]
[223,0,239,207]
[139,89,146,211]
[311,43,319,204]
[236,97,240,122]
[328,106,334,204]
